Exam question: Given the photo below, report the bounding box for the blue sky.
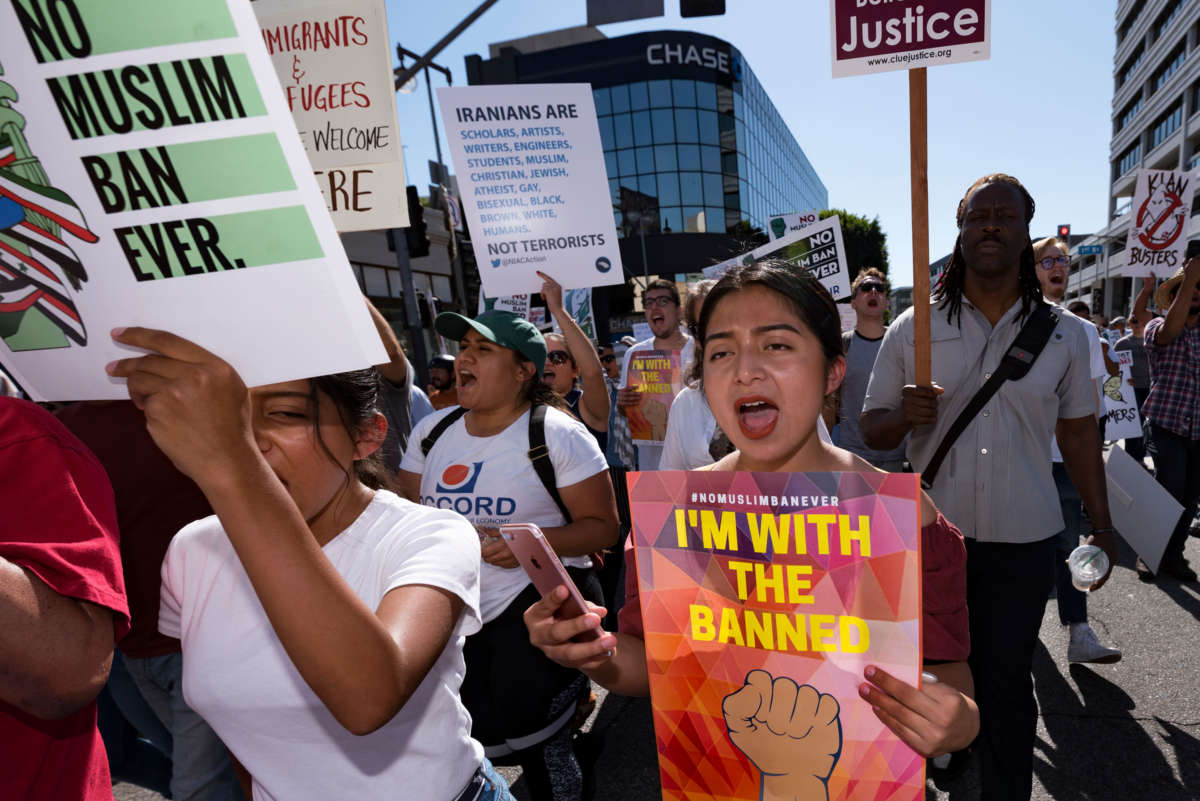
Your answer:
[386,0,1118,288]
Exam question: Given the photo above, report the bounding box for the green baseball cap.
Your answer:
[434,310,547,374]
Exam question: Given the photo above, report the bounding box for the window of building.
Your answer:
[629,81,649,111]
[648,80,672,108]
[1116,142,1141,177]
[1117,93,1142,132]
[610,84,630,113]
[1150,102,1183,148]
[1117,44,1145,89]
[1151,40,1186,94]
[613,113,633,148]
[593,87,611,116]
[1153,0,1184,41]
[674,108,699,143]
[654,144,677,171]
[635,146,655,174]
[672,79,696,107]
[1117,0,1146,45]
[632,110,652,146]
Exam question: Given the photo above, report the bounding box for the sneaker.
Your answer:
[1068,624,1122,664]
[1159,556,1198,583]
[1136,557,1156,582]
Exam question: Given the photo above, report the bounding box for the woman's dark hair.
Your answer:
[933,173,1043,326]
[689,259,844,387]
[309,369,395,492]
[512,352,574,414]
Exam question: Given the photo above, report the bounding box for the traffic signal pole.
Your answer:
[392,231,430,389]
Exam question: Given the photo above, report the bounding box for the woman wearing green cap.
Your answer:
[399,309,619,801]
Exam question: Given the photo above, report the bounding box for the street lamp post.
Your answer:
[395,47,467,311]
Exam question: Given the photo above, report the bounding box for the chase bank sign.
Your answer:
[646,42,731,74]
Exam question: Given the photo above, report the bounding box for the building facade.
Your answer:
[1068,0,1200,317]
[467,28,827,269]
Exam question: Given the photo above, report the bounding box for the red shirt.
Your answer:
[0,399,130,801]
[619,512,970,662]
[58,401,212,658]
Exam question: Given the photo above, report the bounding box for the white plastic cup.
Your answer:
[1067,544,1110,591]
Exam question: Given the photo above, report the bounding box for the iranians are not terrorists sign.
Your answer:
[437,83,624,297]
[0,0,384,400]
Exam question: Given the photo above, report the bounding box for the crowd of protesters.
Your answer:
[4,171,1199,801]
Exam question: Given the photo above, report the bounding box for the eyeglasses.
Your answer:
[546,350,573,365]
[857,282,888,295]
[600,354,616,364]
[644,295,676,308]
[1038,255,1069,270]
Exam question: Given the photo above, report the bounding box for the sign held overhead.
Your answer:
[438,83,624,297]
[830,0,991,79]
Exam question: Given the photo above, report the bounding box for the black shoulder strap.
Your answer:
[528,404,572,523]
[420,406,468,456]
[842,329,854,356]
[921,302,1059,489]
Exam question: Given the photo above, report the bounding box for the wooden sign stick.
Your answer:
[909,67,932,387]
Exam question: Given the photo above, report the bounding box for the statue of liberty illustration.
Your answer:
[0,61,98,350]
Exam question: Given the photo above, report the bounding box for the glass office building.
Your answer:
[467,30,827,240]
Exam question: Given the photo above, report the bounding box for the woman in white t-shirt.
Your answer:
[106,327,512,801]
[398,310,618,801]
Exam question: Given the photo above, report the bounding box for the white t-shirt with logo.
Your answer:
[401,406,610,622]
[158,491,483,801]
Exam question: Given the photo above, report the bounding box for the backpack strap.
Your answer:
[920,302,1059,490]
[528,404,572,523]
[420,406,468,456]
[842,329,854,356]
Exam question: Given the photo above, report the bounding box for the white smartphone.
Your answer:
[499,522,601,642]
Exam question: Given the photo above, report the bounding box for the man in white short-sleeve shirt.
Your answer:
[859,174,1117,801]
[618,279,694,471]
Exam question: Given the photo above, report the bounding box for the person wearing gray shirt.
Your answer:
[836,267,907,471]
[860,174,1118,801]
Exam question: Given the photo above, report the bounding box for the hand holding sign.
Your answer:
[106,328,256,482]
[723,670,841,799]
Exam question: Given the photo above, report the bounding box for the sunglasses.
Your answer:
[857,282,888,295]
[546,350,573,365]
[600,354,616,364]
[1038,255,1069,270]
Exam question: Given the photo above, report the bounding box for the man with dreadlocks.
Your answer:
[859,174,1118,801]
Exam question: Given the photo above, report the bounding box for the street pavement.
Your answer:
[116,534,1200,801]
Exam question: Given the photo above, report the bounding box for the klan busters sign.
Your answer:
[1123,168,1195,278]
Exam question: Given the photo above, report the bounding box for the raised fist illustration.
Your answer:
[723,670,842,801]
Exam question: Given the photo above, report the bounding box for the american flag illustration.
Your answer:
[0,137,97,346]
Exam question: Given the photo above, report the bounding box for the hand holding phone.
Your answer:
[500,523,600,642]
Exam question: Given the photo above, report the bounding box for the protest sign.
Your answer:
[766,209,819,241]
[713,216,852,301]
[838,303,858,333]
[528,306,548,329]
[1123,168,1194,278]
[625,349,682,441]
[253,0,407,232]
[0,0,384,401]
[829,0,990,79]
[1103,350,1142,441]
[552,287,597,342]
[437,83,624,296]
[1106,445,1180,574]
[629,469,924,801]
[478,292,530,318]
[633,321,653,342]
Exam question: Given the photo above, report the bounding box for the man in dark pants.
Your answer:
[861,174,1118,800]
[1138,261,1200,582]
